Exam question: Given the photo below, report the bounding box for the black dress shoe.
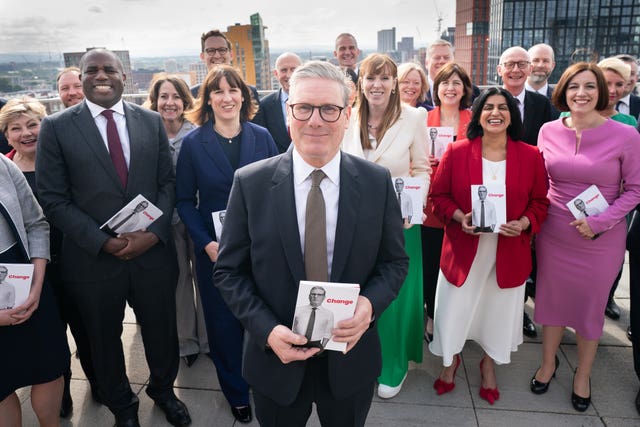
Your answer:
[628,326,633,342]
[523,312,537,338]
[571,372,591,412]
[605,298,621,320]
[182,353,198,367]
[115,415,141,427]
[530,355,559,394]
[156,397,192,427]
[635,388,640,415]
[231,405,253,424]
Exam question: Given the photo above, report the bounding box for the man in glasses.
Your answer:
[214,61,408,427]
[497,46,554,340]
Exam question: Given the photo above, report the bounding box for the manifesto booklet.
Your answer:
[211,210,226,240]
[392,176,425,225]
[471,183,507,233]
[566,185,609,219]
[100,194,163,236]
[292,280,360,352]
[427,126,454,160]
[0,263,34,310]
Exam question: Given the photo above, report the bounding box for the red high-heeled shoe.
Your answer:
[479,358,500,405]
[433,355,461,395]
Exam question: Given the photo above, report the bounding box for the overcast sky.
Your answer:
[0,0,456,57]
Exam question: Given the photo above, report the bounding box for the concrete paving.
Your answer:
[18,259,640,426]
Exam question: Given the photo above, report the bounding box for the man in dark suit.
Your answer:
[191,29,260,102]
[498,46,554,338]
[213,61,408,427]
[526,43,560,119]
[252,52,302,153]
[627,210,640,413]
[615,54,640,120]
[333,33,360,79]
[36,49,190,427]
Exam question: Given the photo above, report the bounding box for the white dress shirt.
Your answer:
[525,81,549,97]
[617,94,631,115]
[85,99,131,167]
[292,147,340,278]
[512,88,526,122]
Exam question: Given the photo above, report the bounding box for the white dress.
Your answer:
[428,158,524,366]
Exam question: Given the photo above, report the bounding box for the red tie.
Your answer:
[101,109,128,187]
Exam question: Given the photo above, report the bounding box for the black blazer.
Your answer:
[213,150,409,405]
[252,89,291,153]
[37,101,175,282]
[522,90,554,146]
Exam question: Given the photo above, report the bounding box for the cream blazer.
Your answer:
[342,104,431,204]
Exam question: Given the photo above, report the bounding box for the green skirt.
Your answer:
[377,225,424,386]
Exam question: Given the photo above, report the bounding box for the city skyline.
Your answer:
[0,1,455,57]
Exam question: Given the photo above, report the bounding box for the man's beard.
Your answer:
[529,72,549,85]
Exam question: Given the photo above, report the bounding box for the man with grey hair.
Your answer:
[334,33,361,76]
[214,61,408,426]
[253,52,302,152]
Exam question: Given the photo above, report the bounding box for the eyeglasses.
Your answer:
[289,103,345,122]
[204,47,229,56]
[500,61,530,70]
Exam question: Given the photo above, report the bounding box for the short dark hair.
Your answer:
[200,29,231,53]
[552,62,609,112]
[432,62,473,109]
[185,65,257,126]
[467,87,524,141]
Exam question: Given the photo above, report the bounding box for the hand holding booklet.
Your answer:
[566,185,609,219]
[100,194,163,236]
[291,280,360,352]
[0,263,34,310]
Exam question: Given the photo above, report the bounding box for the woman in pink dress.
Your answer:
[532,62,640,411]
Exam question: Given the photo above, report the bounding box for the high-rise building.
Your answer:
[377,27,396,54]
[225,13,271,90]
[454,0,490,85]
[63,48,136,94]
[485,0,640,84]
[397,37,415,63]
[189,62,207,87]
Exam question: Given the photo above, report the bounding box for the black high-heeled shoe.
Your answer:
[571,371,591,412]
[530,355,559,394]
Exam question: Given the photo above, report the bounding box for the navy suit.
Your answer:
[522,90,554,146]
[176,120,277,407]
[252,89,291,153]
[630,94,640,120]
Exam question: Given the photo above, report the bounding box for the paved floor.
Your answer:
[17,258,640,426]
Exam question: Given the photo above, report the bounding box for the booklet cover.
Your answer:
[427,126,454,160]
[0,263,34,310]
[100,194,163,236]
[471,183,507,233]
[566,185,609,219]
[211,210,226,240]
[392,176,425,225]
[292,280,360,352]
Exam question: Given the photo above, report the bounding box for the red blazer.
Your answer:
[430,136,549,288]
[423,108,472,228]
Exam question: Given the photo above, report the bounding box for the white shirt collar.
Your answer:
[292,147,341,187]
[512,88,527,105]
[525,81,548,96]
[85,99,125,118]
[619,94,631,106]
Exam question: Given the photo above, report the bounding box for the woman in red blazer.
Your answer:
[429,87,549,404]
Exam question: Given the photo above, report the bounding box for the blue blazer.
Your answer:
[176,120,278,253]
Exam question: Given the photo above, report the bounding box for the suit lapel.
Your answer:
[370,116,403,163]
[505,138,519,219]
[238,122,256,168]
[200,121,235,180]
[330,153,359,282]
[468,137,483,185]
[123,103,142,193]
[271,152,305,284]
[73,103,124,190]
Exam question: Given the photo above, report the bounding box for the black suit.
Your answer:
[37,101,179,419]
[630,94,640,120]
[628,210,640,380]
[252,89,291,153]
[544,84,560,120]
[213,150,408,425]
[522,90,554,146]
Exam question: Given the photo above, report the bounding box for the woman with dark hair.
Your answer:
[342,53,430,399]
[420,62,473,342]
[144,74,208,368]
[531,62,640,411]
[176,65,278,423]
[429,87,548,404]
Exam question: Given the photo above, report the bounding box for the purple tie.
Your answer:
[101,109,128,187]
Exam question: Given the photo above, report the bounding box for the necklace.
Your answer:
[367,122,379,130]
[214,124,241,144]
[485,161,503,181]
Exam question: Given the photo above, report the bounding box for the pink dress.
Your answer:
[535,118,640,339]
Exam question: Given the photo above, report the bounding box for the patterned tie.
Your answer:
[101,109,128,187]
[305,307,317,340]
[304,169,328,282]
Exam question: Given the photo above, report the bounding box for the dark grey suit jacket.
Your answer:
[252,89,291,153]
[36,101,175,282]
[213,150,408,405]
[522,90,554,146]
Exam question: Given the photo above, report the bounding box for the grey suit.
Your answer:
[36,100,179,418]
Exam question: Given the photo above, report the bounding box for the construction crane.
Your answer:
[433,0,444,36]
